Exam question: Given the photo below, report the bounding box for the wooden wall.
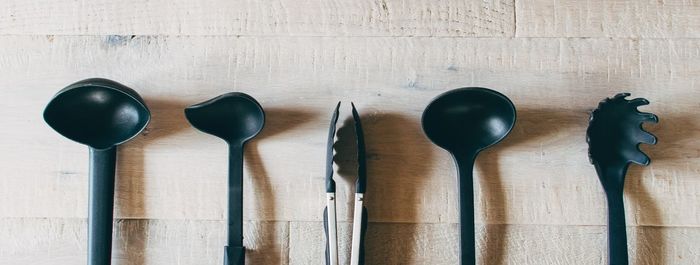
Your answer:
[1,0,699,264]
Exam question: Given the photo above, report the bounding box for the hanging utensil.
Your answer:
[44,78,151,265]
[324,102,368,265]
[586,93,658,265]
[185,92,265,265]
[349,103,368,265]
[324,102,341,265]
[421,87,516,265]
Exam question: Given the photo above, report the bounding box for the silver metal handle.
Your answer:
[327,193,338,265]
[350,193,364,265]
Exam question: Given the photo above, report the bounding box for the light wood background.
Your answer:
[1,0,699,264]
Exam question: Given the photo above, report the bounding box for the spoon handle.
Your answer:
[606,191,628,265]
[454,153,476,265]
[88,147,117,265]
[226,144,245,265]
[596,165,629,265]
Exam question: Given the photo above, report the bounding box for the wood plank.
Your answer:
[0,218,289,265]
[0,36,698,226]
[0,0,514,37]
[289,221,700,265]
[3,218,697,264]
[516,0,700,38]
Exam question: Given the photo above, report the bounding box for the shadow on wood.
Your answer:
[113,98,194,265]
[333,115,361,223]
[477,107,583,264]
[359,112,434,264]
[113,220,147,265]
[626,111,698,265]
[627,167,664,265]
[246,107,317,264]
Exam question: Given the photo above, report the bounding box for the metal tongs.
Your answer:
[324,102,368,265]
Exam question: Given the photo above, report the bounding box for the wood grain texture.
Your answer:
[0,36,698,228]
[0,0,515,37]
[516,0,700,38]
[2,2,700,263]
[1,218,699,265]
[0,218,289,265]
[291,222,700,265]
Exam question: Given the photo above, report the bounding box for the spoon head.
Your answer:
[422,87,516,154]
[184,92,265,144]
[587,93,658,167]
[43,78,151,149]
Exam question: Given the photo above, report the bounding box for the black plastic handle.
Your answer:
[88,147,117,265]
[227,143,245,265]
[224,246,246,265]
[453,152,477,265]
[606,191,628,265]
[596,165,629,265]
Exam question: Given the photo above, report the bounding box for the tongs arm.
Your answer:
[350,103,368,265]
[324,102,341,265]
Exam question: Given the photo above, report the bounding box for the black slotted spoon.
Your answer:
[587,93,658,265]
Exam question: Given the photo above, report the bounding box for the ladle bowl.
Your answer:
[422,87,515,153]
[421,87,515,265]
[184,92,265,144]
[43,78,150,265]
[44,78,150,150]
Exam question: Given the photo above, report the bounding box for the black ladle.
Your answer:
[587,93,657,265]
[184,93,265,265]
[421,87,516,265]
[43,78,150,265]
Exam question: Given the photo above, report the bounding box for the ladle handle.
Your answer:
[454,153,476,265]
[88,147,117,265]
[226,143,245,265]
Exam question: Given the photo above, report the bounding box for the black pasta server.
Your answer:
[586,93,658,265]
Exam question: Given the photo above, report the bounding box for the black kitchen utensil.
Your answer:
[323,102,368,265]
[349,103,368,265]
[587,93,658,265]
[44,78,150,265]
[324,102,341,265]
[184,92,265,265]
[421,87,516,265]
